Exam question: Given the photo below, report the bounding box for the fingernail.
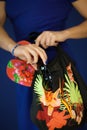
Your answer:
[44,60,47,65]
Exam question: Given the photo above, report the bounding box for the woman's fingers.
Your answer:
[13,43,47,65]
[33,45,47,64]
[35,31,59,48]
[14,45,32,63]
[35,34,47,48]
[26,45,39,64]
[27,44,47,64]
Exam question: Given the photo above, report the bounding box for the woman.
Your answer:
[0,0,87,130]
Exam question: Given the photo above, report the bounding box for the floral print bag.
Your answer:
[30,45,87,130]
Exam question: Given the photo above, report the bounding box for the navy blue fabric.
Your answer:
[0,0,86,130]
[5,0,73,41]
[68,0,76,2]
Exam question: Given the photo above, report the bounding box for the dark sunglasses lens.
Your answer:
[40,65,53,91]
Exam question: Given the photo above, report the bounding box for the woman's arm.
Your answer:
[36,0,87,48]
[0,2,47,67]
[65,0,87,39]
[0,1,16,52]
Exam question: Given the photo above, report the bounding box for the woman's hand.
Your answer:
[13,43,47,69]
[35,31,68,49]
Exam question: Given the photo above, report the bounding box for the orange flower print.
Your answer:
[66,63,74,81]
[40,88,61,116]
[47,110,70,130]
[37,105,70,130]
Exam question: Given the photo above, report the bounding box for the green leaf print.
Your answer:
[64,74,83,104]
[7,61,14,68]
[14,73,20,83]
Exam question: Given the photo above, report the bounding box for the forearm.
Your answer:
[0,25,16,53]
[64,20,87,40]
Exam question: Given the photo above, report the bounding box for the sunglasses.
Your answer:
[40,64,53,91]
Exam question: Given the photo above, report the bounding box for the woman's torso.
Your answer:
[5,0,73,41]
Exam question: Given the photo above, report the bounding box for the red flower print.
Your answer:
[47,110,70,130]
[37,104,70,130]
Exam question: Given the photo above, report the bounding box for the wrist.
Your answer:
[11,43,21,56]
[11,40,30,56]
[61,30,71,41]
[8,43,17,53]
[7,38,17,53]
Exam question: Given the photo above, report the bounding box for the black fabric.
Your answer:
[30,45,87,130]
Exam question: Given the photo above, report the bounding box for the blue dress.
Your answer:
[2,0,87,130]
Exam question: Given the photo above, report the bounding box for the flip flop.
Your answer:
[6,40,35,87]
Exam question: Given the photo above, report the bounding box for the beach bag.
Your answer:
[30,45,87,130]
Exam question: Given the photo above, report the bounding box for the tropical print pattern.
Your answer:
[33,63,84,130]
[6,59,35,87]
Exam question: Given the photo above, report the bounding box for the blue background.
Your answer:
[0,7,87,130]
